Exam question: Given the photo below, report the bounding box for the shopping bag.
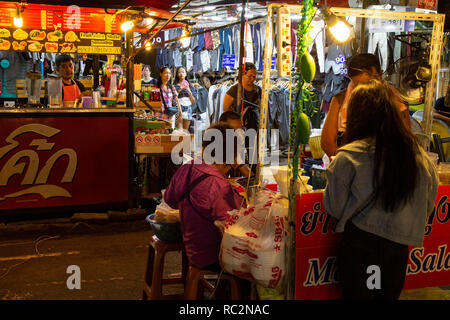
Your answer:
[220,190,288,289]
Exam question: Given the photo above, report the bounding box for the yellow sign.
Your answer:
[91,40,113,47]
[80,32,106,40]
[106,34,121,41]
[77,46,121,54]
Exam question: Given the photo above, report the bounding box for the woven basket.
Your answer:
[308,136,324,159]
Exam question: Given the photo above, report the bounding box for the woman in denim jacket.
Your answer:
[324,80,438,300]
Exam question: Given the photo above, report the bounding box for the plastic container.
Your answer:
[437,162,450,185]
[146,214,182,243]
[308,135,324,159]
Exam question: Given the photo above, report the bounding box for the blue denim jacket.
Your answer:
[323,139,438,246]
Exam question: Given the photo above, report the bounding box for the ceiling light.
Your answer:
[145,41,151,51]
[180,30,190,48]
[120,20,134,32]
[322,7,352,44]
[329,20,351,43]
[204,5,215,11]
[144,18,154,26]
[13,7,23,28]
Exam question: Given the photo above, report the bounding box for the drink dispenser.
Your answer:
[26,71,42,105]
[47,74,62,107]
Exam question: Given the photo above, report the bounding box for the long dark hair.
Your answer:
[157,66,172,89]
[343,79,419,212]
[174,66,189,85]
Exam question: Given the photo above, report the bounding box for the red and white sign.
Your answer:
[418,0,438,11]
[295,187,450,300]
[135,134,161,146]
[0,116,129,211]
[153,136,161,145]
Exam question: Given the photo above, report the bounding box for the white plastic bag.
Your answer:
[220,190,288,289]
[154,190,180,223]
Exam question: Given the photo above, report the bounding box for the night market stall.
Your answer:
[0,2,136,218]
[254,2,449,300]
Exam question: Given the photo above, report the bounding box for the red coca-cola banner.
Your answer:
[0,116,129,211]
[295,186,450,300]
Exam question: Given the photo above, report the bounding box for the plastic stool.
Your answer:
[184,265,241,300]
[142,235,188,300]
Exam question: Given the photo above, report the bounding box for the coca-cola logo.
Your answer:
[0,124,77,202]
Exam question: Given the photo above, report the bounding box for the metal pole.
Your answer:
[93,55,99,91]
[126,28,134,109]
[237,0,247,116]
[360,0,367,51]
[130,0,193,62]
[422,14,446,150]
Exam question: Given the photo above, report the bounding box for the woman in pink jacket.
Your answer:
[164,123,244,272]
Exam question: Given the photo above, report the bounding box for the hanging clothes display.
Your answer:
[307,17,326,74]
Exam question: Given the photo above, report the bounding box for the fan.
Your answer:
[0,59,17,98]
[383,35,432,109]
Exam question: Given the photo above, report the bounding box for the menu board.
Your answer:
[0,28,122,54]
[0,7,121,33]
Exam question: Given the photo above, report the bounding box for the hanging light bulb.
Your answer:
[329,20,351,43]
[180,29,190,48]
[120,17,134,32]
[145,41,151,51]
[322,7,352,44]
[13,7,23,28]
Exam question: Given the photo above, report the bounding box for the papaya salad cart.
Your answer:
[253,3,449,300]
[0,2,134,218]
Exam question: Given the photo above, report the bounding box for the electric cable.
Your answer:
[0,235,60,282]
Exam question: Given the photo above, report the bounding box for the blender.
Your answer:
[26,70,43,107]
[47,74,62,108]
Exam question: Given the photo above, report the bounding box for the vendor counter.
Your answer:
[0,108,134,216]
[295,186,450,299]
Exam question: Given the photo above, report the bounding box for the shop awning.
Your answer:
[6,0,180,11]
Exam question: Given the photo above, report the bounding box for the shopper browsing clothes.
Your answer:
[56,54,90,107]
[141,65,157,85]
[323,80,438,300]
[157,66,183,129]
[174,66,197,131]
[321,53,410,157]
[164,123,244,272]
[223,62,261,131]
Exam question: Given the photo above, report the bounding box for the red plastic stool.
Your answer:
[184,265,241,300]
[142,235,188,300]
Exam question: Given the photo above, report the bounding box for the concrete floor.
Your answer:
[0,229,161,300]
[0,227,448,300]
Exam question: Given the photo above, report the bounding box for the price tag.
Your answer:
[335,55,346,65]
[368,18,405,33]
[222,54,236,68]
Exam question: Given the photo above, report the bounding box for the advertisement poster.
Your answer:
[295,187,450,299]
[0,117,129,211]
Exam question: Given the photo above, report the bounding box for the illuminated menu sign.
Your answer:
[0,7,121,33]
[0,28,122,54]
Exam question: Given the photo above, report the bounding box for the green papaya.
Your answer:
[296,111,311,145]
[300,51,316,83]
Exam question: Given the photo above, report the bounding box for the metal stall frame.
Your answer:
[258,4,445,300]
